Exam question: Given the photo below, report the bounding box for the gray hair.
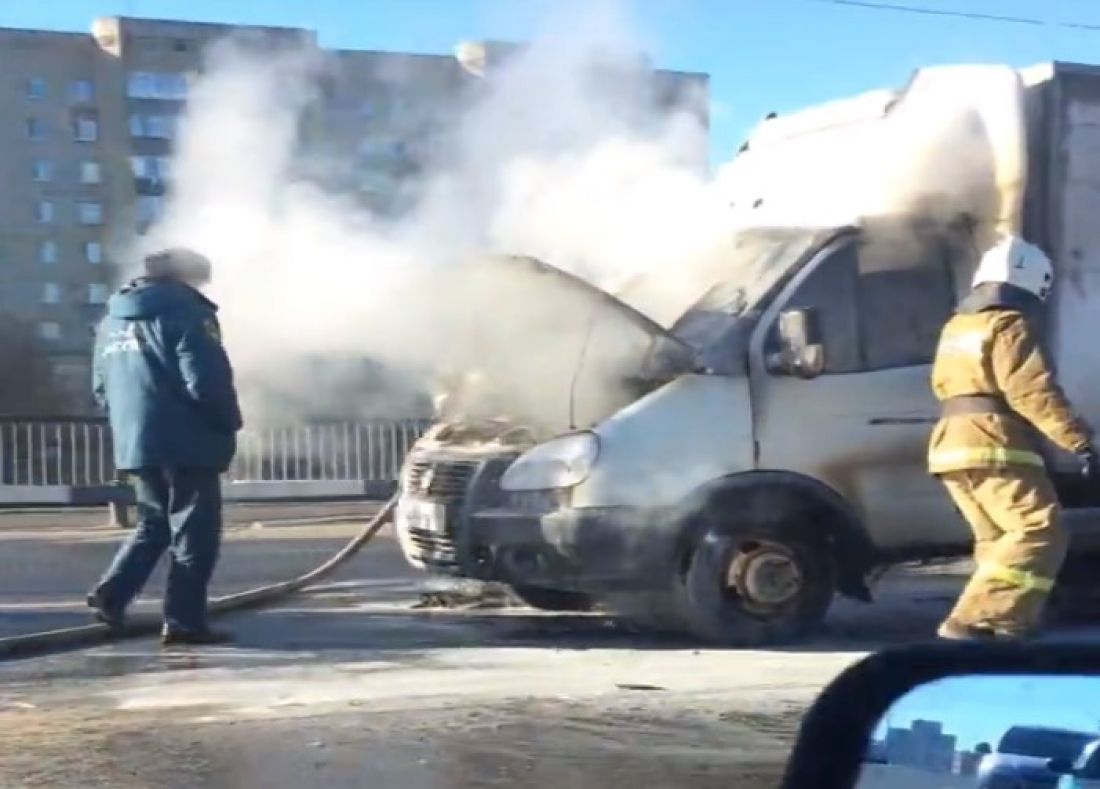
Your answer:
[144,248,212,286]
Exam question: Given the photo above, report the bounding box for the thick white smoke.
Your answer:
[132,0,1027,436]
[717,64,1027,259]
[139,6,723,430]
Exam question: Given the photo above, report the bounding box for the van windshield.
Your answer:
[661,227,836,357]
[617,227,831,337]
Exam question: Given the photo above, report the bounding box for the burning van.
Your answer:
[396,63,1100,644]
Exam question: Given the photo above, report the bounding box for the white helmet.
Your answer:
[971,235,1054,301]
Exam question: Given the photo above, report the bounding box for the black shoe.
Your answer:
[160,626,232,646]
[85,590,125,631]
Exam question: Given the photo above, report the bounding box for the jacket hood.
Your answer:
[958,282,1043,320]
[107,277,217,320]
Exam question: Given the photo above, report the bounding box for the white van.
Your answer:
[395,62,1100,644]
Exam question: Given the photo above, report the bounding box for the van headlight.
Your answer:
[501,432,599,491]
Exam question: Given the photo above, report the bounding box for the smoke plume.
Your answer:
[138,6,718,431]
[131,0,1026,439]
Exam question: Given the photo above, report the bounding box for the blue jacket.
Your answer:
[93,277,243,472]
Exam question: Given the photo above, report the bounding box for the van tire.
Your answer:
[673,520,836,646]
[511,585,594,612]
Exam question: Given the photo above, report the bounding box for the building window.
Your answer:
[129,114,175,139]
[126,71,188,100]
[130,155,172,181]
[87,284,109,305]
[41,283,61,305]
[26,117,45,141]
[84,241,103,264]
[35,201,55,224]
[136,195,163,225]
[39,240,57,265]
[26,78,46,100]
[32,160,53,183]
[77,201,103,225]
[79,160,102,184]
[127,72,151,98]
[38,322,62,341]
[73,115,99,142]
[70,80,94,103]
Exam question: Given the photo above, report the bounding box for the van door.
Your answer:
[749,230,965,551]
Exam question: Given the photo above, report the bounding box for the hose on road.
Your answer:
[0,496,398,662]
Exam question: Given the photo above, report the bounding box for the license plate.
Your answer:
[398,499,446,535]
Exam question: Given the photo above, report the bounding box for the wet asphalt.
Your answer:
[0,505,1064,789]
[0,502,383,639]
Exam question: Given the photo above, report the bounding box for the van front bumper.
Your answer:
[464,504,681,592]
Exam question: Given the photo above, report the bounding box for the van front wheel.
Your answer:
[675,522,835,646]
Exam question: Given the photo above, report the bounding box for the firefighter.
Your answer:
[87,248,243,645]
[929,235,1097,641]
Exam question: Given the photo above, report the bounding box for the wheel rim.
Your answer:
[725,540,804,615]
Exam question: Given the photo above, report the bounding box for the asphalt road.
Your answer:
[0,506,1094,788]
[0,502,385,639]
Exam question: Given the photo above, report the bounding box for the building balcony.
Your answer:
[133,176,167,196]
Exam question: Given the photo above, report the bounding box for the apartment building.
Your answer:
[317,47,468,214]
[0,27,108,407]
[0,16,708,414]
[885,720,959,774]
[0,18,313,409]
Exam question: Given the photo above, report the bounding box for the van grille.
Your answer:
[401,458,479,569]
[406,529,459,567]
[403,459,477,502]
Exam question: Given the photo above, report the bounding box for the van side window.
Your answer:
[857,235,954,369]
[766,244,862,374]
[766,235,955,374]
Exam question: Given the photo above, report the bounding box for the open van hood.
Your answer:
[431,254,697,436]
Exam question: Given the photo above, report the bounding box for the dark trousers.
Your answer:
[94,468,223,633]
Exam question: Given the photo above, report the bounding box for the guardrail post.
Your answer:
[108,473,130,528]
[108,500,131,529]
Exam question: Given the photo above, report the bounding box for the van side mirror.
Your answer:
[767,307,825,379]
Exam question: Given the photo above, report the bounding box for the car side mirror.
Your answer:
[766,307,825,379]
[779,643,1100,789]
[1049,757,1076,775]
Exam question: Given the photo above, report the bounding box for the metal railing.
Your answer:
[0,418,429,502]
[229,421,427,483]
[0,419,114,487]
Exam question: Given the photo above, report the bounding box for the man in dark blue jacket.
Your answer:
[88,248,242,645]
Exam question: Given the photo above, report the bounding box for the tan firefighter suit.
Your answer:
[928,307,1091,636]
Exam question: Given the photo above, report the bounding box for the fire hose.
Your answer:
[0,495,398,662]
